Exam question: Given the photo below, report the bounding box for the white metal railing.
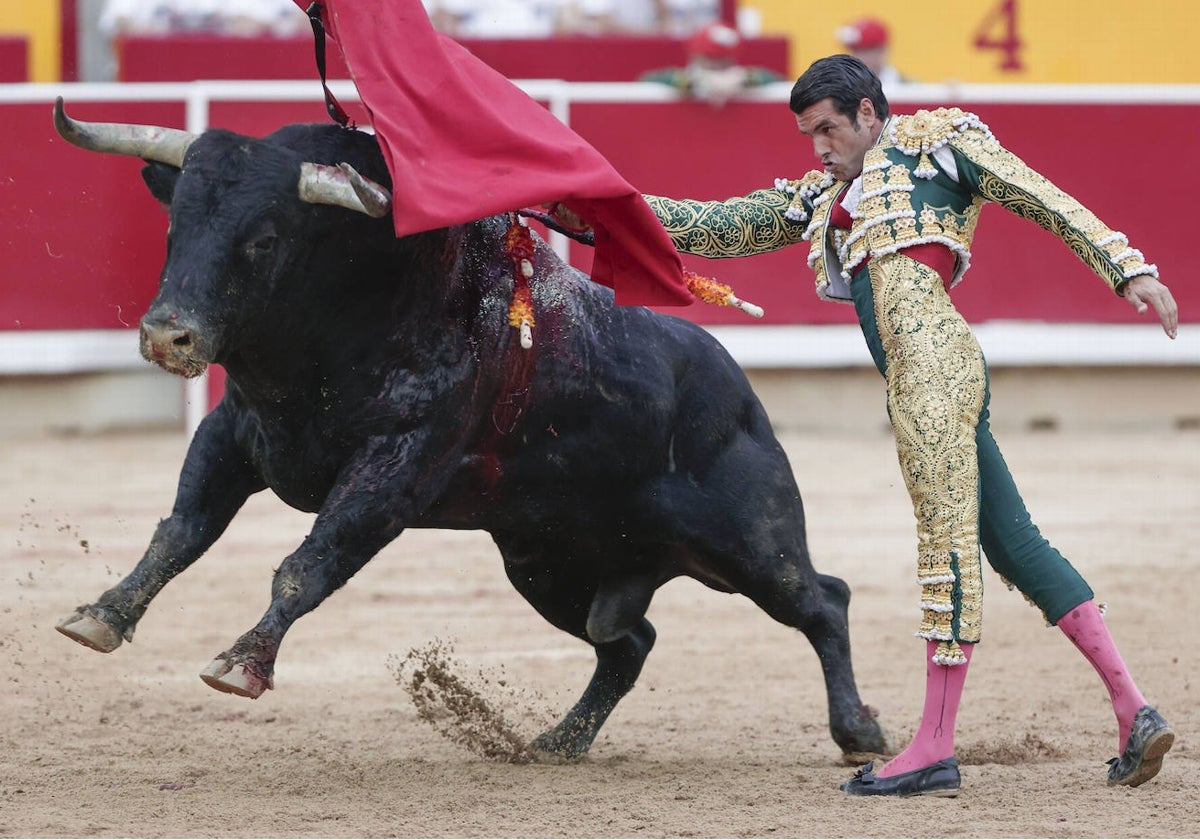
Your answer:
[3,80,1198,432]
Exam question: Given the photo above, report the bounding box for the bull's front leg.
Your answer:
[197,519,401,697]
[56,406,264,653]
[199,432,453,698]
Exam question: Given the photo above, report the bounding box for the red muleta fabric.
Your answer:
[296,0,692,308]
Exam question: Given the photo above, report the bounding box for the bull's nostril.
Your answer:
[141,323,196,355]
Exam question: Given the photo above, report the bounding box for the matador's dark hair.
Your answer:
[789,54,890,124]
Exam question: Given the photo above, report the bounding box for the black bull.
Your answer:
[51,100,886,759]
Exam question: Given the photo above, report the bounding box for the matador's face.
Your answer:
[794,96,883,182]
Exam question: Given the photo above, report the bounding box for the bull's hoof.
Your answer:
[834,704,889,760]
[527,745,580,765]
[56,610,123,653]
[199,659,272,699]
[528,728,592,763]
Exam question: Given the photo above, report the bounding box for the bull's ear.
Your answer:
[141,161,181,206]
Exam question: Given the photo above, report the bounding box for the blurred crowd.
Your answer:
[98,0,309,38]
[87,0,721,82]
[424,0,720,37]
[88,0,729,84]
[97,0,720,39]
[89,1,912,104]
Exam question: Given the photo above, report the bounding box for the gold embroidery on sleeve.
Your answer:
[946,123,1158,292]
[645,189,809,259]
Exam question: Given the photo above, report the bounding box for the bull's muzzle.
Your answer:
[140,318,209,379]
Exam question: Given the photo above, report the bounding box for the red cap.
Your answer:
[687,23,742,61]
[836,18,889,50]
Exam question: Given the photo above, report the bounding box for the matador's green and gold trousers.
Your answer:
[851,253,1094,664]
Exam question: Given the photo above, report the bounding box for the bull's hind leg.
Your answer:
[761,569,887,756]
[660,426,887,757]
[532,620,656,760]
[715,558,886,757]
[497,541,656,760]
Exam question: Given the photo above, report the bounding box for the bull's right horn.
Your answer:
[297,161,393,218]
[52,97,196,168]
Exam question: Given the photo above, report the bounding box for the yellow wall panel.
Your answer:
[0,5,61,82]
[745,0,1200,84]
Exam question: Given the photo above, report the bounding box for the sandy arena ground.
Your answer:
[1,423,1196,838]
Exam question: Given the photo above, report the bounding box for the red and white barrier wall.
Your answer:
[2,80,1198,431]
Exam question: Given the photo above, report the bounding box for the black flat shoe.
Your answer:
[840,758,961,797]
[1108,705,1174,787]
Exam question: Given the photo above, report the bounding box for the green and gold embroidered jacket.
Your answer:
[646,107,1158,303]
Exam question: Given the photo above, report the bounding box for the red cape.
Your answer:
[300,0,691,307]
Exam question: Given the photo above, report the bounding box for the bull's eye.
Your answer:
[245,233,278,259]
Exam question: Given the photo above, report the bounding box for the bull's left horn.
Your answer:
[52,97,196,167]
[298,162,393,218]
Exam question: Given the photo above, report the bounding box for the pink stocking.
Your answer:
[1056,599,1146,753]
[878,640,973,777]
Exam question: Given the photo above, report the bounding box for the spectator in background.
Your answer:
[640,22,786,107]
[836,16,910,94]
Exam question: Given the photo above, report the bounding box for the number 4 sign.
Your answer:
[974,0,1024,71]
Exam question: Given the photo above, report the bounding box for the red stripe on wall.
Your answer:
[61,0,78,81]
[4,96,1195,332]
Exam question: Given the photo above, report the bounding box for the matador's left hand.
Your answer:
[1123,275,1178,338]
